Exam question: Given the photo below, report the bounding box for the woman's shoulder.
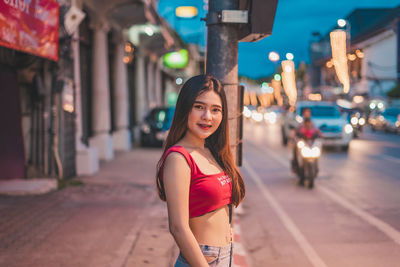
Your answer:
[163,145,194,170]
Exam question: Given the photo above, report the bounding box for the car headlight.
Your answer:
[344,124,353,134]
[264,112,277,124]
[243,109,252,118]
[296,115,303,123]
[301,147,311,157]
[297,140,305,149]
[358,118,365,126]
[301,146,321,158]
[350,117,358,125]
[141,123,151,134]
[312,147,321,158]
[252,112,263,122]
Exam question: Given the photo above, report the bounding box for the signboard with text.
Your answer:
[0,0,60,61]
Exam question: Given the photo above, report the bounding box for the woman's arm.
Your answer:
[163,152,209,267]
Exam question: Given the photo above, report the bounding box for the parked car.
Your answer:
[263,106,283,124]
[140,107,175,147]
[340,107,366,138]
[381,107,400,133]
[281,101,353,150]
[369,109,385,131]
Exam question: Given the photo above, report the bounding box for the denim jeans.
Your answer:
[174,243,233,267]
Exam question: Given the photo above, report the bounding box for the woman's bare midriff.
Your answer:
[189,205,231,247]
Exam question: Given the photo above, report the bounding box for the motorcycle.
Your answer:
[295,135,322,189]
[349,112,366,138]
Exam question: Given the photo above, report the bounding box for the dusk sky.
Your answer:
[158,0,400,79]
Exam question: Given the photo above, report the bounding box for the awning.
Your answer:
[85,0,182,54]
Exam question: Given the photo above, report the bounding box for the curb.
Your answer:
[233,215,250,267]
[0,179,57,196]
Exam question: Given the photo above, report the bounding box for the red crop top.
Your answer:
[161,146,232,218]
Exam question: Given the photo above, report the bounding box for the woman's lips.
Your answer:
[197,123,212,130]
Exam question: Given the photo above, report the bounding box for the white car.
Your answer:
[281,101,353,150]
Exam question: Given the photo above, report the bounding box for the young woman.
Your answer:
[156,74,245,266]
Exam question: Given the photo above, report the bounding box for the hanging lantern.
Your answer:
[330,30,350,93]
[281,60,297,106]
[271,79,283,106]
[243,91,250,106]
[250,92,258,106]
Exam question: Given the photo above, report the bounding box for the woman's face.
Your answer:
[187,90,223,140]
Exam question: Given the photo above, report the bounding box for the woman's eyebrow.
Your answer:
[194,100,222,108]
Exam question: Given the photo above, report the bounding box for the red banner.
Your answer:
[0,0,59,61]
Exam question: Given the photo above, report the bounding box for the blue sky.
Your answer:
[158,0,400,79]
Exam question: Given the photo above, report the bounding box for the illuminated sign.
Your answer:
[0,0,60,61]
[163,49,188,69]
[167,92,178,106]
[175,6,198,18]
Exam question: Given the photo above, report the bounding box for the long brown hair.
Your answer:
[156,74,245,207]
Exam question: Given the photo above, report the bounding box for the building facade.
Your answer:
[0,0,201,180]
[309,6,400,100]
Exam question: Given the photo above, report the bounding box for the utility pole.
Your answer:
[205,0,278,164]
[206,0,241,163]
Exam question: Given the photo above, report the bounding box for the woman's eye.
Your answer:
[194,105,203,110]
[212,108,222,113]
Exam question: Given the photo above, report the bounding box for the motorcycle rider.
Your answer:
[291,107,322,183]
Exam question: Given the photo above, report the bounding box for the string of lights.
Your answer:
[330,30,350,93]
[281,60,297,106]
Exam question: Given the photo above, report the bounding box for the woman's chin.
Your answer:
[194,131,212,140]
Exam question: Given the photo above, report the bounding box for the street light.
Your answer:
[337,18,351,53]
[144,26,154,36]
[286,52,294,60]
[355,49,364,58]
[273,73,281,81]
[268,51,280,62]
[175,77,183,85]
[337,19,347,28]
[175,6,198,18]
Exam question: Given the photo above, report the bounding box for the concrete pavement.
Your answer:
[240,120,400,267]
[0,147,250,267]
[0,148,178,267]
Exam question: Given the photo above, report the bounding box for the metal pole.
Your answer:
[397,18,400,83]
[206,0,241,163]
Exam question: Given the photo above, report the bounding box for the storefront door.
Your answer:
[0,70,25,179]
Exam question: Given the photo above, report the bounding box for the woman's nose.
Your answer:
[202,109,212,120]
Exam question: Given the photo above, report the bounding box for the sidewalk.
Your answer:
[0,148,177,267]
[0,147,249,267]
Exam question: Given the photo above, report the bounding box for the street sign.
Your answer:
[238,0,279,42]
[221,10,248,23]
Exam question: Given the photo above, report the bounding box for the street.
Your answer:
[1,120,399,267]
[240,119,400,267]
[2,1,400,266]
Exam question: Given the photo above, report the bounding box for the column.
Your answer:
[112,35,131,151]
[146,59,156,108]
[71,1,99,175]
[154,62,162,106]
[88,21,114,161]
[133,52,147,143]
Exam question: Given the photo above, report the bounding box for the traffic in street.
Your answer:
[239,116,400,266]
[2,1,400,267]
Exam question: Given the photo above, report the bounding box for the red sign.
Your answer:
[0,0,59,61]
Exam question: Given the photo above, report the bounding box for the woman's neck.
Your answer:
[179,132,205,149]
